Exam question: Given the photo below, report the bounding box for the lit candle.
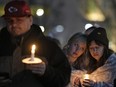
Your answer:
[83,74,89,79]
[30,44,36,61]
[22,44,42,64]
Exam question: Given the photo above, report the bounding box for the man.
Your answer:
[0,1,71,87]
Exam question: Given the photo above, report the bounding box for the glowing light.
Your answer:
[83,74,90,79]
[86,12,105,22]
[31,44,36,61]
[36,8,44,16]
[22,44,42,64]
[85,23,93,30]
[55,25,64,32]
[40,26,45,32]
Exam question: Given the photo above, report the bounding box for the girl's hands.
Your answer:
[73,77,81,87]
[82,79,95,87]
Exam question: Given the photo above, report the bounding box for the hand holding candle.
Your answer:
[82,74,95,87]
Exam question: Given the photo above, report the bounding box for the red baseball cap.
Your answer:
[2,0,32,17]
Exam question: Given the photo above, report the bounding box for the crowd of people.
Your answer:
[0,0,116,87]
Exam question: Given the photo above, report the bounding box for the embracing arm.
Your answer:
[94,82,113,87]
[82,79,113,87]
[87,53,116,87]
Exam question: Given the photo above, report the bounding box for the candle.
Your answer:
[30,44,36,61]
[22,44,42,64]
[83,74,89,79]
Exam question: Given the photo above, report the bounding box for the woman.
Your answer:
[82,27,116,87]
[63,32,87,87]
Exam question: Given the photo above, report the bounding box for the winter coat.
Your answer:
[0,24,71,87]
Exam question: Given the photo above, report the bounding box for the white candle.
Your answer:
[30,44,36,61]
[83,74,89,79]
[22,44,43,64]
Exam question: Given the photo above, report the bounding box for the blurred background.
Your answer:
[0,0,116,51]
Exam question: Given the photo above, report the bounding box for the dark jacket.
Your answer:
[0,24,71,87]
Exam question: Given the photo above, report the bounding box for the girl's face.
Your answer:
[89,41,104,61]
[68,40,86,60]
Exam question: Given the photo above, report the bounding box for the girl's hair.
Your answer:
[68,32,86,44]
[63,32,88,70]
[87,40,113,74]
[63,32,87,50]
[72,52,88,70]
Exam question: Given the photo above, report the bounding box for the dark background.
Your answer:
[0,0,116,51]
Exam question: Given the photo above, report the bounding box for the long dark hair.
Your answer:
[87,40,113,74]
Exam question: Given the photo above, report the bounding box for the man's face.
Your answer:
[5,16,33,37]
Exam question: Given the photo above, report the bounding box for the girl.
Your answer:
[82,27,116,87]
[63,32,87,87]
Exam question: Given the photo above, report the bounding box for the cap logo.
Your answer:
[8,6,18,13]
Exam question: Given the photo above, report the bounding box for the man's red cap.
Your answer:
[2,0,32,17]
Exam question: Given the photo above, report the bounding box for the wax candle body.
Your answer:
[30,44,36,61]
[83,74,90,79]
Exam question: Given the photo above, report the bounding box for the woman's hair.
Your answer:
[63,32,87,50]
[63,32,87,70]
[72,52,88,70]
[87,40,113,74]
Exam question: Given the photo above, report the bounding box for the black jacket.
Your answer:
[0,24,71,87]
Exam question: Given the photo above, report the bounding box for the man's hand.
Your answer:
[27,62,46,76]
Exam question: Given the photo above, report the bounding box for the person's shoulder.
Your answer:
[31,24,41,30]
[0,27,7,31]
[0,27,8,35]
[110,53,116,58]
[106,53,116,64]
[30,24,44,35]
[110,53,116,60]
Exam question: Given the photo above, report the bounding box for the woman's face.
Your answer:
[68,40,86,60]
[89,41,104,61]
